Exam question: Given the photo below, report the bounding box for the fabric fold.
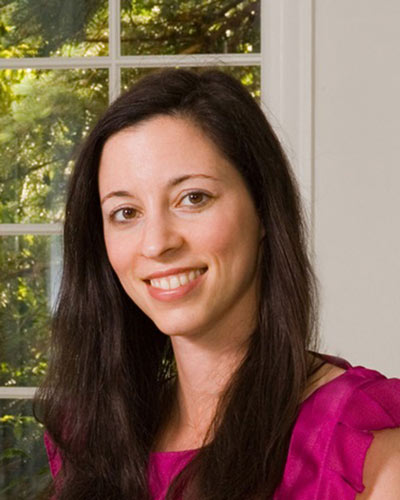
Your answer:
[327,422,374,493]
[275,363,400,499]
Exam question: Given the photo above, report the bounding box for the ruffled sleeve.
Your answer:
[274,365,400,500]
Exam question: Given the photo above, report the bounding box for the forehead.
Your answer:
[98,115,236,189]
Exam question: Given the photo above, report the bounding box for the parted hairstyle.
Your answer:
[34,68,321,499]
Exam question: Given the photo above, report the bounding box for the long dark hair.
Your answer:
[34,69,320,499]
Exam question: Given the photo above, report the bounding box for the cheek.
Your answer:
[104,233,134,277]
[197,206,261,270]
[189,215,233,257]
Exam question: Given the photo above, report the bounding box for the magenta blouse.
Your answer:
[45,357,400,499]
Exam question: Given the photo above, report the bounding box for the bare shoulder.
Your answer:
[356,427,400,499]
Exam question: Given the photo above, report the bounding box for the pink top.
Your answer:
[45,357,400,499]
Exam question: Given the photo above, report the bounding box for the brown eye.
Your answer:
[122,208,136,219]
[181,191,210,207]
[188,192,204,204]
[112,207,138,222]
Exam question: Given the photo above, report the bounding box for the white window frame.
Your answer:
[262,0,314,242]
[0,0,314,400]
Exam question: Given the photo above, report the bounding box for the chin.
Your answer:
[150,311,208,337]
[153,320,199,337]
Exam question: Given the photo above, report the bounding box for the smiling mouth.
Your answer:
[145,268,207,290]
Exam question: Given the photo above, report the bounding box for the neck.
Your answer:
[164,316,253,449]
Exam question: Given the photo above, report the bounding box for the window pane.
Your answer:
[0,235,61,387]
[0,0,108,58]
[0,399,50,499]
[0,68,108,223]
[121,66,261,101]
[121,0,260,55]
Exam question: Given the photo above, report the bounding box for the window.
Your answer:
[0,0,261,495]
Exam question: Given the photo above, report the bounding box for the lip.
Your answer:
[143,266,207,281]
[145,269,207,302]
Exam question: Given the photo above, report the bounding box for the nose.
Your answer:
[139,213,184,259]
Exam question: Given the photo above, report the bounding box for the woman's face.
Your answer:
[99,115,263,339]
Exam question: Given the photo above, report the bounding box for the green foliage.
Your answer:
[0,67,108,223]
[0,234,58,388]
[121,0,260,55]
[121,64,260,100]
[0,0,108,57]
[0,400,49,498]
[0,0,260,496]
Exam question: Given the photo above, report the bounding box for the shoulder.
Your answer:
[302,361,347,402]
[276,359,400,499]
[356,427,400,499]
[319,363,400,498]
[304,357,400,423]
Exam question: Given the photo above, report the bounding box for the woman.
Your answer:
[35,69,400,499]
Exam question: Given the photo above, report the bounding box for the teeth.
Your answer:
[169,276,180,289]
[159,278,170,290]
[150,269,204,290]
[179,274,188,286]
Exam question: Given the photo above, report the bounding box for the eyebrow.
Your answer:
[100,174,219,205]
[168,173,219,186]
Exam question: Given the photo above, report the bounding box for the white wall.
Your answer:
[314,0,400,377]
[263,0,400,377]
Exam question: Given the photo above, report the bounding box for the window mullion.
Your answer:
[0,56,111,69]
[117,53,261,68]
[0,54,261,71]
[0,387,36,399]
[0,224,63,236]
[109,0,121,103]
